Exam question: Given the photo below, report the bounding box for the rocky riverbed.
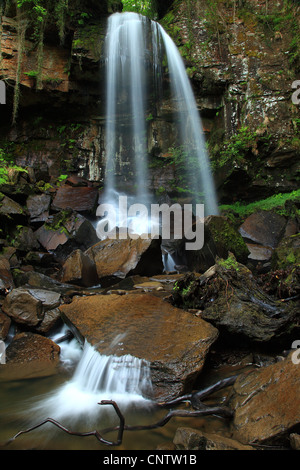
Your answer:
[0,174,299,450]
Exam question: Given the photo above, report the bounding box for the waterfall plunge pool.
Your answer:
[0,326,231,451]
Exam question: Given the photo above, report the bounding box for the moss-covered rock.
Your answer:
[185,215,250,273]
[271,233,300,270]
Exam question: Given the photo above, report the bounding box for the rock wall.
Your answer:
[0,0,299,203]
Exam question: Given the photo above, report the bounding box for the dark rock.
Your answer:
[59,293,219,401]
[239,210,287,248]
[271,233,300,270]
[185,215,250,273]
[35,210,99,262]
[26,193,51,222]
[172,255,299,345]
[85,237,164,287]
[229,355,300,445]
[0,310,11,340]
[52,184,99,213]
[59,249,99,287]
[0,257,15,293]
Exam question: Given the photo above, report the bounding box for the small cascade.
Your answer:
[29,334,153,426]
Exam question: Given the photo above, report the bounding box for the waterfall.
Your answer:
[29,334,153,426]
[99,12,218,240]
[104,12,150,206]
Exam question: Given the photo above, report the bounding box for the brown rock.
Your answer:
[2,287,43,326]
[85,237,164,286]
[0,256,15,293]
[239,210,287,248]
[59,293,219,400]
[173,427,255,450]
[0,310,11,340]
[60,249,99,287]
[52,184,99,212]
[2,287,61,328]
[229,355,300,445]
[35,210,99,260]
[3,332,60,379]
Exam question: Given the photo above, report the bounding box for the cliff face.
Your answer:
[0,0,299,203]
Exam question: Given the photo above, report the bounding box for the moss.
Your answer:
[217,253,240,272]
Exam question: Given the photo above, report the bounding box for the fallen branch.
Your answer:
[4,400,125,447]
[3,376,237,448]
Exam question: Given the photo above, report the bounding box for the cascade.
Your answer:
[98,12,218,239]
[29,333,153,427]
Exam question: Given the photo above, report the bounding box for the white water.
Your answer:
[99,12,218,242]
[27,331,153,428]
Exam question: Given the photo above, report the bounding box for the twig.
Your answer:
[3,400,125,447]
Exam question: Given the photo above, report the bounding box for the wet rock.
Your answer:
[26,193,51,222]
[59,249,99,287]
[0,310,11,340]
[290,433,300,450]
[173,427,255,450]
[13,226,40,252]
[3,332,60,379]
[85,237,164,287]
[0,257,15,293]
[52,184,99,213]
[0,193,26,218]
[12,270,81,294]
[35,210,99,262]
[172,255,298,345]
[59,292,219,401]
[271,233,300,270]
[185,215,250,273]
[229,355,300,445]
[2,287,61,328]
[239,210,287,249]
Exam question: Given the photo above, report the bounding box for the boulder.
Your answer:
[271,233,300,270]
[26,193,51,222]
[52,184,99,213]
[173,427,255,450]
[35,210,99,262]
[238,210,287,248]
[185,215,250,273]
[59,293,219,401]
[2,287,61,328]
[0,193,26,218]
[59,249,99,287]
[229,355,300,445]
[2,332,60,379]
[85,237,164,287]
[171,255,299,345]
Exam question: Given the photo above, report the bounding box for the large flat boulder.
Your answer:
[59,293,219,401]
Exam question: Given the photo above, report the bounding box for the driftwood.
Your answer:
[3,375,237,448]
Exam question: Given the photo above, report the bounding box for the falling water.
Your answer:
[104,12,150,206]
[99,12,218,240]
[28,333,153,428]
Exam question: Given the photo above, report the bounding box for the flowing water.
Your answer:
[0,13,224,451]
[98,12,218,241]
[0,326,232,450]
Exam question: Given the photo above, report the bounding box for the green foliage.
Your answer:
[0,148,28,185]
[122,0,157,19]
[220,189,300,219]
